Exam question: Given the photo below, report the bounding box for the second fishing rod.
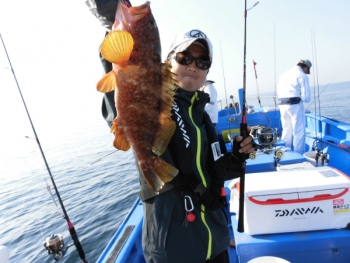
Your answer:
[0,33,87,263]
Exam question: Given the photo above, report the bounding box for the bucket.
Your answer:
[247,256,290,263]
[303,151,328,166]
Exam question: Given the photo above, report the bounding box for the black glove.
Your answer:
[231,136,253,162]
[201,188,227,211]
[210,153,241,185]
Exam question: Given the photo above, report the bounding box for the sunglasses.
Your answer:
[170,51,211,70]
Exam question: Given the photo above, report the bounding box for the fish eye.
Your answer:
[148,20,157,29]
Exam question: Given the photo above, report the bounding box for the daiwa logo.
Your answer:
[275,207,324,217]
[173,101,190,148]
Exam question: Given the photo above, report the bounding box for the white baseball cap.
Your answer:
[167,29,213,61]
[298,59,312,69]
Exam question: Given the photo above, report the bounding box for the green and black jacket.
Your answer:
[142,88,241,263]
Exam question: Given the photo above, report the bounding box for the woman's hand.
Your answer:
[234,135,255,154]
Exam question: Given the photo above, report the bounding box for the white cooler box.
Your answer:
[229,166,350,235]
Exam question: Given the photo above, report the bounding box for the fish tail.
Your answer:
[140,157,178,192]
[100,31,134,66]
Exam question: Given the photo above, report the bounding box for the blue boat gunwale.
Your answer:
[96,199,144,262]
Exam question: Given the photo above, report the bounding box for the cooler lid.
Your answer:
[245,167,350,198]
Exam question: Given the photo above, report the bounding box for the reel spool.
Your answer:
[255,127,278,146]
[43,234,66,261]
[250,126,279,155]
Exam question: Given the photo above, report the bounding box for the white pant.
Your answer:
[279,103,305,154]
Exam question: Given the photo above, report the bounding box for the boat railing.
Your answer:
[245,94,279,110]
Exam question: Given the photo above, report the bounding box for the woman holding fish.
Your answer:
[139,28,254,263]
[95,1,255,262]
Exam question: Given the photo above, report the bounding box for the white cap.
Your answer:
[298,59,312,68]
[167,29,213,61]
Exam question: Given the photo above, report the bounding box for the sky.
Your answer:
[1,0,350,156]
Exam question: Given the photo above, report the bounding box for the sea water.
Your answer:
[0,81,349,263]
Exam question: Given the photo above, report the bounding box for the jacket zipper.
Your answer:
[189,92,212,260]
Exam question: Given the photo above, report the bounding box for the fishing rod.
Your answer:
[0,33,88,263]
[310,28,328,166]
[271,22,282,168]
[237,0,259,233]
[273,22,278,131]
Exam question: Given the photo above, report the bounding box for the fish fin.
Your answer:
[111,119,131,151]
[161,64,178,98]
[100,31,134,66]
[139,157,178,192]
[161,63,178,112]
[150,64,178,155]
[97,71,118,93]
[152,112,176,156]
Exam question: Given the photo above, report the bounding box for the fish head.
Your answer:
[113,1,161,66]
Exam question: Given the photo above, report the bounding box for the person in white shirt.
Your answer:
[200,80,219,126]
[277,59,312,154]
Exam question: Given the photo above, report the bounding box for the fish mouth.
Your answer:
[129,1,151,16]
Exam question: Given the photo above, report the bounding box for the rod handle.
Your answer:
[237,122,248,232]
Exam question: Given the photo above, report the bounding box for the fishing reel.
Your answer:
[312,142,330,166]
[43,234,72,261]
[250,125,282,156]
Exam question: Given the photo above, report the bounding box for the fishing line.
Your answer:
[220,41,229,112]
[312,28,322,130]
[219,40,235,141]
[305,79,334,111]
[45,178,63,217]
[0,33,88,263]
[62,149,119,190]
[252,60,262,107]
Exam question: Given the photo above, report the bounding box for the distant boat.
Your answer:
[96,89,350,263]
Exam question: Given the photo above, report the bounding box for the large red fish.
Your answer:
[96,1,178,192]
